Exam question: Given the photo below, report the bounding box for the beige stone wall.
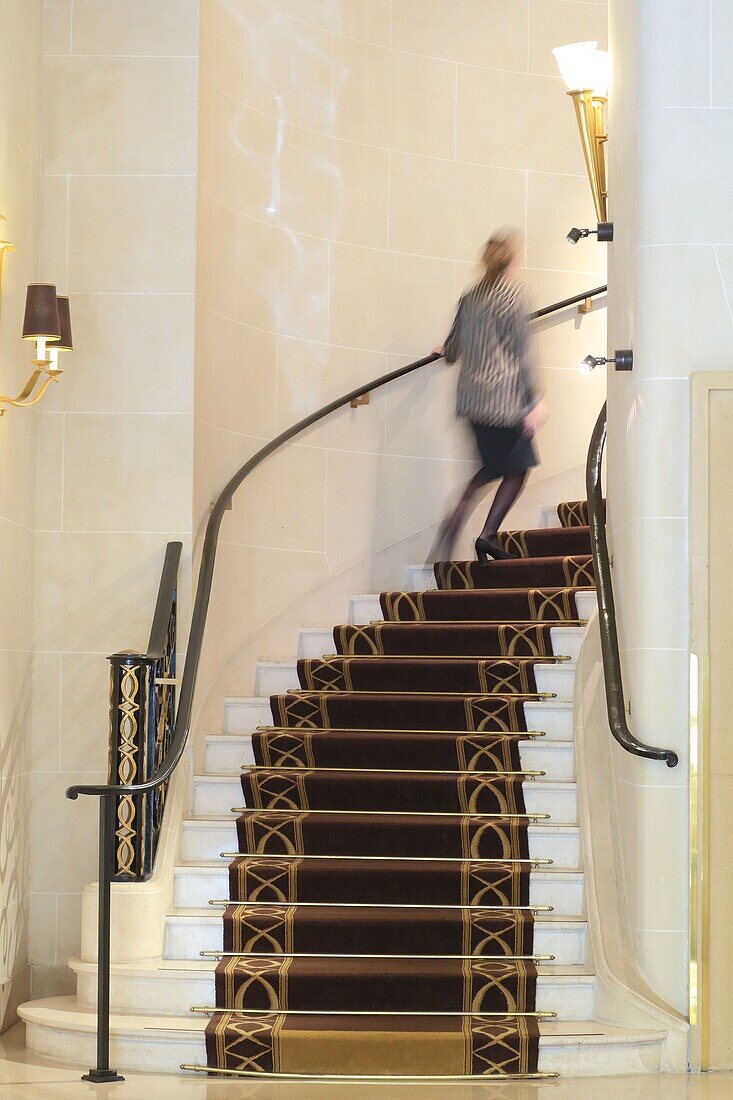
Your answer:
[606,0,725,1017]
[194,0,608,711]
[0,0,43,1029]
[29,0,199,998]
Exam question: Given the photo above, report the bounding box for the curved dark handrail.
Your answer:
[531,284,606,320]
[67,281,608,802]
[586,403,678,767]
[117,540,182,660]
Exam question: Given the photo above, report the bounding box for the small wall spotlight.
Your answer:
[579,354,600,375]
[578,349,634,374]
[566,222,614,244]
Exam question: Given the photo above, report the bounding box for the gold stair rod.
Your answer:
[231,807,550,819]
[189,1006,556,1018]
[209,900,553,911]
[368,619,587,626]
[181,1066,559,1081]
[240,765,546,777]
[200,951,555,961]
[256,725,548,736]
[220,852,552,864]
[286,689,557,699]
[317,653,572,661]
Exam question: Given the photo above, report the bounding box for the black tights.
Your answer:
[432,470,527,561]
[479,472,527,541]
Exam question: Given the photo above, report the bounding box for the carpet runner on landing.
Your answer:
[203,504,593,1079]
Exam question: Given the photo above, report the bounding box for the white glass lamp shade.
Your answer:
[552,41,609,96]
[590,50,609,98]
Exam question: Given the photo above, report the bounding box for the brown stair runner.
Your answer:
[204,501,594,1079]
[205,1012,541,1078]
[335,621,564,657]
[269,691,530,731]
[227,856,531,907]
[253,729,531,771]
[297,656,541,694]
[557,499,605,527]
[435,555,594,591]
[497,525,591,557]
[213,955,538,1013]
[380,586,584,622]
[221,902,535,955]
[242,769,531,814]
[235,808,532,859]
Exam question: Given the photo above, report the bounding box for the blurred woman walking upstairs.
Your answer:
[432,228,547,563]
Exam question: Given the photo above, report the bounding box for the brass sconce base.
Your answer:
[568,89,608,224]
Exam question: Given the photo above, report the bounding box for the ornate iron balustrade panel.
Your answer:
[107,578,178,881]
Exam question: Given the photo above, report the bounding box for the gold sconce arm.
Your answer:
[0,367,60,416]
[568,89,608,224]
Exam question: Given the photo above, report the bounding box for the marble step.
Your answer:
[541,505,563,529]
[407,564,439,591]
[181,817,583,868]
[204,732,575,780]
[347,590,597,627]
[171,861,585,915]
[20,998,666,1076]
[296,624,586,665]
[162,911,587,966]
[298,627,336,658]
[192,773,578,822]
[70,956,596,1020]
[223,696,575,740]
[254,659,576,701]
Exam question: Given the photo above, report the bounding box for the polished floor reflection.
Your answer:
[1,1027,732,1100]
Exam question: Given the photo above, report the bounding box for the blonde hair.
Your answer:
[481,228,521,287]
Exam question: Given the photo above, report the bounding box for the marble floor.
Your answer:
[1,1027,732,1100]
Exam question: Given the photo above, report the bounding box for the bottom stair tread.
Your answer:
[20,997,667,1078]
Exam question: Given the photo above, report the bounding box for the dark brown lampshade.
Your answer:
[54,296,73,351]
[22,283,60,341]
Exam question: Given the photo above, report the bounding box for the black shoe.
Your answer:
[475,536,517,562]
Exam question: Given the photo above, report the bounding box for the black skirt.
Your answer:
[470,421,539,481]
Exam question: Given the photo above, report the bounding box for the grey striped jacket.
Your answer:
[444,275,538,427]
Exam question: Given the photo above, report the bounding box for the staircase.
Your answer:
[20,501,669,1078]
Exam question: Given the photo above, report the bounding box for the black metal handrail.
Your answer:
[585,403,678,767]
[531,284,606,320]
[144,541,182,657]
[66,280,607,1082]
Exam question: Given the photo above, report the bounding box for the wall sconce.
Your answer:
[552,41,609,225]
[579,349,633,374]
[0,229,74,416]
